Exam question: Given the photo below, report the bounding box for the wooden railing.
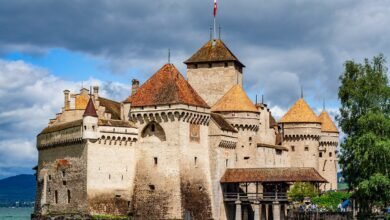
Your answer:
[223,192,288,202]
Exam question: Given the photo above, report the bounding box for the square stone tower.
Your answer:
[185,39,245,106]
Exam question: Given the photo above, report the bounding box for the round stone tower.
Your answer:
[211,84,260,168]
[279,98,321,170]
[318,110,339,190]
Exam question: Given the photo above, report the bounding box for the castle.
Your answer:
[34,38,339,220]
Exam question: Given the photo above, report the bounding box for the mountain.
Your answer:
[0,174,36,203]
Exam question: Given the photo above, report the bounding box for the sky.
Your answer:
[0,0,389,179]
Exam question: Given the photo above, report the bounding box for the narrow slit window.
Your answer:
[304,146,309,151]
[291,146,295,152]
[194,157,197,166]
[154,157,158,165]
[67,190,71,203]
[55,190,58,204]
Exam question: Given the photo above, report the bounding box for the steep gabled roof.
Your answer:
[83,98,98,117]
[279,98,320,123]
[318,111,339,133]
[210,113,237,133]
[212,85,258,113]
[98,97,121,120]
[125,64,209,108]
[184,39,245,67]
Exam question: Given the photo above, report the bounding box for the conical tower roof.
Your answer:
[125,64,209,108]
[212,85,258,113]
[280,98,320,123]
[318,111,339,133]
[184,39,245,67]
[83,97,98,117]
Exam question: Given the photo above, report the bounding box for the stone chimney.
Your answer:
[63,90,70,110]
[93,86,99,99]
[131,79,140,95]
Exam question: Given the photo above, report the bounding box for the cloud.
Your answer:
[0,59,129,179]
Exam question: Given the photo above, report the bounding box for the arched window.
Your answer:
[141,122,166,141]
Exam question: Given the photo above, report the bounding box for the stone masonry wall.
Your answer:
[187,62,243,106]
[36,143,88,216]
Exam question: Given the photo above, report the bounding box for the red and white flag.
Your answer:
[213,0,217,17]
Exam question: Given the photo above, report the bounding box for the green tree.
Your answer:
[288,182,319,202]
[338,54,390,213]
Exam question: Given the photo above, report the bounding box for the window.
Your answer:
[48,175,52,180]
[109,174,111,180]
[151,124,155,132]
[244,156,250,160]
[92,125,95,131]
[194,157,197,166]
[249,137,252,142]
[276,150,282,155]
[149,185,155,191]
[62,170,65,178]
[154,157,158,165]
[67,190,71,203]
[63,181,66,186]
[84,126,87,130]
[304,146,309,151]
[319,152,323,158]
[329,152,332,157]
[208,63,212,68]
[121,175,124,181]
[224,62,228,67]
[291,146,295,152]
[55,190,58,204]
[225,159,228,167]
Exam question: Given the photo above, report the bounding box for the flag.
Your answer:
[214,0,217,17]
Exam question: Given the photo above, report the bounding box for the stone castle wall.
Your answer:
[319,132,338,190]
[282,123,321,170]
[187,62,243,106]
[36,143,88,216]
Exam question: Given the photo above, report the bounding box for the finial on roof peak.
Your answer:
[301,85,304,99]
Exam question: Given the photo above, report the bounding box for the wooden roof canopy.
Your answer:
[220,168,327,183]
[124,64,209,108]
[184,39,245,67]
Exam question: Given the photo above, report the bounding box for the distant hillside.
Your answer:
[0,174,36,203]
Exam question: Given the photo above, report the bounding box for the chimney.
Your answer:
[131,79,140,95]
[63,90,70,110]
[93,86,99,99]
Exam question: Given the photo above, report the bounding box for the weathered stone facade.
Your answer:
[34,38,339,220]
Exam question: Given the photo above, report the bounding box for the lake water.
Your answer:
[0,207,33,220]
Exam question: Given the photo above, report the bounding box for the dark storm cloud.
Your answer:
[0,0,389,109]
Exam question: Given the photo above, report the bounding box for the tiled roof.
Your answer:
[124,64,209,108]
[184,39,245,67]
[39,119,83,135]
[220,168,327,183]
[98,97,121,120]
[98,119,136,128]
[269,114,277,128]
[83,98,98,117]
[257,143,288,151]
[212,85,258,113]
[210,113,237,133]
[318,111,339,133]
[279,98,320,123]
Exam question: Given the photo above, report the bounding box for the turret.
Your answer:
[318,110,339,190]
[279,98,321,170]
[185,39,245,106]
[82,97,98,140]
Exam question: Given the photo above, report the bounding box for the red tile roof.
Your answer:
[220,168,327,183]
[184,40,245,67]
[124,64,209,108]
[83,98,98,117]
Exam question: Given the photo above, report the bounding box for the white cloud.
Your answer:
[0,59,129,178]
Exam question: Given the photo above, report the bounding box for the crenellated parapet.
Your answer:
[129,104,210,125]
